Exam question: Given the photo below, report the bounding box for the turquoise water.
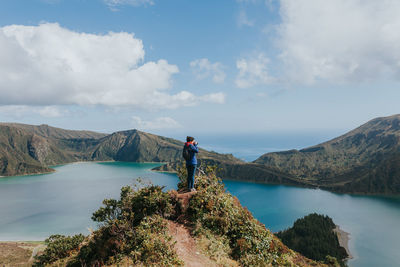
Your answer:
[180,131,344,161]
[0,162,399,267]
[224,180,400,267]
[0,162,178,241]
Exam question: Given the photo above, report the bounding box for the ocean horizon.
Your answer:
[187,130,345,162]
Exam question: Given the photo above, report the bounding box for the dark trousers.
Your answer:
[186,164,196,190]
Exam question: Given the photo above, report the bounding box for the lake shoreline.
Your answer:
[0,160,117,179]
[2,161,400,197]
[334,225,353,260]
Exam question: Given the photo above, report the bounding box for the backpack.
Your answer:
[182,144,191,161]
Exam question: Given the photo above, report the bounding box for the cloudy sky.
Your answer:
[0,0,399,137]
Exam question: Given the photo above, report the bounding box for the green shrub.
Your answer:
[129,215,182,266]
[179,165,281,266]
[34,169,327,267]
[74,181,181,266]
[277,213,348,266]
[33,234,85,266]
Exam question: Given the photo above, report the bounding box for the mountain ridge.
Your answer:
[253,114,400,194]
[0,123,241,177]
[1,115,400,195]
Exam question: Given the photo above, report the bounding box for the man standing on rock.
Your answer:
[183,136,199,192]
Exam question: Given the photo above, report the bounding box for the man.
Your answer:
[184,136,199,192]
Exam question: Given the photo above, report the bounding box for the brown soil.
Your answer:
[0,242,44,267]
[169,189,198,218]
[167,220,217,267]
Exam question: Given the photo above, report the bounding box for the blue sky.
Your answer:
[0,0,399,138]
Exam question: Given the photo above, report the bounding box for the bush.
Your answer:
[277,213,348,266]
[178,165,291,266]
[33,234,85,266]
[34,180,181,266]
[75,181,181,266]
[34,169,327,267]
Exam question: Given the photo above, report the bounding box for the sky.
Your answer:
[0,0,399,138]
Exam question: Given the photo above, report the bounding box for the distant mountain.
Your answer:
[3,115,400,195]
[0,123,106,139]
[0,123,106,176]
[253,114,400,194]
[91,129,240,164]
[0,123,241,176]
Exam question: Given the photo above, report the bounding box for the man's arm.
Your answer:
[190,143,199,153]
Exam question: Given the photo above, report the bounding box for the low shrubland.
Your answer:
[34,165,325,267]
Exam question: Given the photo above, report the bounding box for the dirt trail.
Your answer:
[0,242,44,266]
[29,244,46,262]
[167,220,216,267]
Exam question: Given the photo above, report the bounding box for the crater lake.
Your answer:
[0,162,399,267]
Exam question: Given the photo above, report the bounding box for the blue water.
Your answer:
[0,162,178,241]
[224,180,400,267]
[197,131,344,161]
[0,162,399,267]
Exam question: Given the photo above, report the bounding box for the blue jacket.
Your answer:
[185,142,199,165]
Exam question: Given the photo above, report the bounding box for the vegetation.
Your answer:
[4,114,400,195]
[276,213,348,266]
[178,165,281,266]
[0,123,240,177]
[0,241,41,266]
[254,114,400,194]
[33,234,85,266]
[33,167,326,267]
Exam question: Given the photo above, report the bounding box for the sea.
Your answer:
[0,132,399,267]
[194,131,344,162]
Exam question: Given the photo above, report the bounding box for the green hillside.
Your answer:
[33,168,328,267]
[2,115,400,195]
[0,123,241,177]
[253,114,400,194]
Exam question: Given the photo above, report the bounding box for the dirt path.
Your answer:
[0,241,44,266]
[167,220,217,267]
[29,243,46,262]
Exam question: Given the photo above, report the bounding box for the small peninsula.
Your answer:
[1,114,400,195]
[31,167,333,266]
[277,213,349,266]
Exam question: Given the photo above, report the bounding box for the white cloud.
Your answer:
[200,92,226,104]
[0,23,223,110]
[36,106,64,117]
[0,105,65,118]
[237,10,254,27]
[235,53,275,88]
[277,0,400,84]
[131,116,181,130]
[190,58,226,83]
[104,0,154,9]
[148,91,226,109]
